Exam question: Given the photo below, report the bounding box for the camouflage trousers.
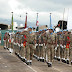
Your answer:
[47,44,54,62]
[6,41,8,48]
[4,40,6,48]
[56,45,60,58]
[39,46,44,59]
[36,45,39,58]
[20,46,26,58]
[70,46,72,62]
[26,43,34,62]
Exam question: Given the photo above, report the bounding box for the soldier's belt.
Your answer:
[21,43,23,47]
[48,42,52,44]
[18,43,20,47]
[35,44,38,46]
[48,42,55,45]
[14,42,17,45]
[39,44,43,46]
[29,42,34,44]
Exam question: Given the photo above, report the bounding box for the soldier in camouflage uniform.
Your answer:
[56,31,63,61]
[3,32,7,49]
[64,30,70,64]
[59,31,63,60]
[20,27,35,65]
[42,29,47,62]
[38,30,44,62]
[62,30,69,64]
[6,32,9,49]
[35,31,40,61]
[46,27,56,67]
[69,30,72,65]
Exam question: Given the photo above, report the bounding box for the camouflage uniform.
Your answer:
[36,32,40,60]
[3,33,7,49]
[70,32,72,65]
[6,33,9,49]
[46,32,56,67]
[21,31,35,65]
[43,33,47,62]
[39,33,44,62]
[65,33,70,64]
[59,33,63,61]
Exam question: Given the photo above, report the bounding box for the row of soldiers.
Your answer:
[3,27,72,67]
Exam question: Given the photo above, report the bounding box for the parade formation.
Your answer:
[3,26,72,67]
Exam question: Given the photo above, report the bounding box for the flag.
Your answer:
[50,13,52,28]
[36,13,39,31]
[25,15,27,28]
[11,13,13,32]
[36,14,39,26]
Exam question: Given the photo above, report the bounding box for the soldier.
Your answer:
[47,27,56,67]
[38,30,44,62]
[20,34,26,62]
[35,31,40,61]
[13,32,17,53]
[56,30,63,61]
[20,27,35,65]
[3,32,7,49]
[8,33,12,52]
[6,32,9,49]
[64,30,70,64]
[69,30,72,65]
[42,29,47,62]
[43,27,56,67]
[62,30,70,64]
[57,30,64,62]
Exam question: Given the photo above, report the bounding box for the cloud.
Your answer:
[0,0,71,27]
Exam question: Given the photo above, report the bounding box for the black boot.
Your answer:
[42,59,44,62]
[26,62,30,65]
[67,60,69,64]
[54,57,57,60]
[30,62,32,65]
[39,59,42,62]
[61,59,64,62]
[4,46,6,49]
[63,60,66,63]
[71,62,72,65]
[48,63,52,67]
[57,58,60,61]
[22,59,25,62]
[37,57,40,61]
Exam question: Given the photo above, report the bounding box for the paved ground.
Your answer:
[0,46,72,72]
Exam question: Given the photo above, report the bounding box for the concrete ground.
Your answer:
[0,46,72,72]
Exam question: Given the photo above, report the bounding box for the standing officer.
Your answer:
[62,30,69,64]
[65,30,70,64]
[57,30,63,61]
[20,27,35,65]
[70,30,72,65]
[46,27,56,67]
[38,30,44,62]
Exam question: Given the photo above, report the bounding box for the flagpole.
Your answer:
[62,8,65,30]
[25,12,27,28]
[11,12,13,32]
[67,8,69,23]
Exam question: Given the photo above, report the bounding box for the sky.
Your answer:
[0,0,71,27]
